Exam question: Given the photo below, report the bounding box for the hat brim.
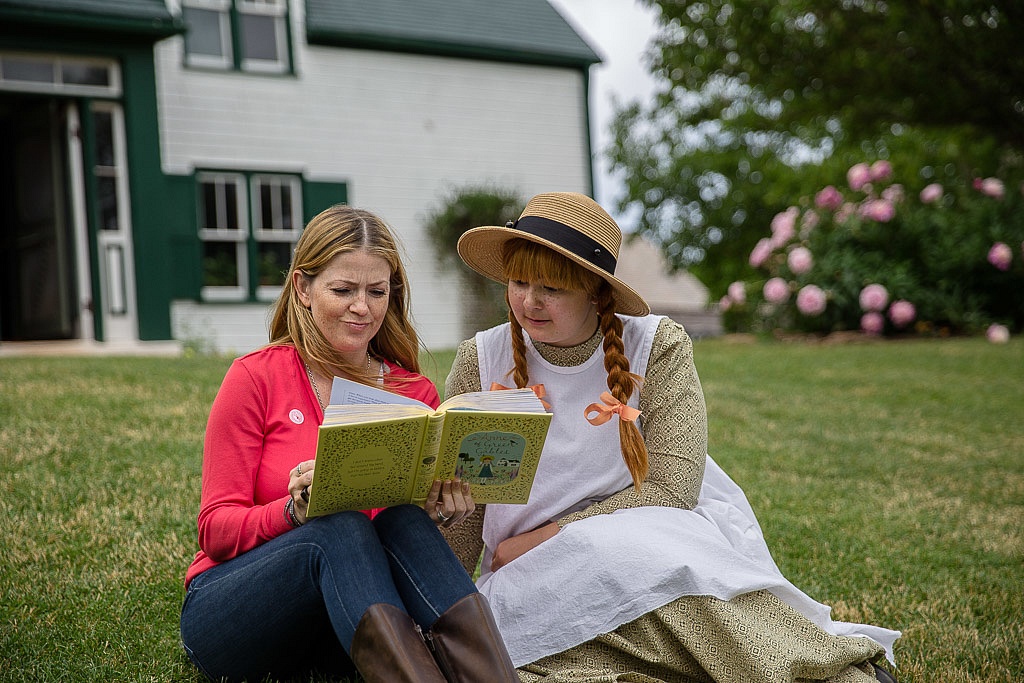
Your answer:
[457,225,651,317]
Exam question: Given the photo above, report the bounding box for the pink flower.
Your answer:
[888,300,916,328]
[815,185,844,211]
[870,160,893,182]
[861,312,885,336]
[727,281,747,305]
[796,284,827,316]
[763,277,790,304]
[769,207,799,248]
[881,184,904,204]
[719,295,732,312]
[834,202,856,224]
[749,238,772,268]
[861,199,896,222]
[986,323,1010,344]
[800,210,820,234]
[920,183,943,204]
[973,177,1005,199]
[988,242,1012,271]
[859,284,889,312]
[787,246,814,275]
[847,163,872,192]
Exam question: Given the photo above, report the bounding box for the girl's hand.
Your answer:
[289,459,316,525]
[491,522,559,571]
[424,479,474,528]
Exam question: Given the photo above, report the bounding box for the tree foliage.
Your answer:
[607,0,1024,295]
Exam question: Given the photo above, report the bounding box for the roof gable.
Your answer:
[305,0,600,67]
[0,0,182,38]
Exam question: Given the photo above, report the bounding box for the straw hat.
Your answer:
[456,192,651,316]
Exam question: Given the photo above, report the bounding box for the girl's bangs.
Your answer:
[502,240,601,293]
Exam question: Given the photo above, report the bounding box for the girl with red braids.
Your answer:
[442,192,901,683]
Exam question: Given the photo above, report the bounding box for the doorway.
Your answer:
[0,96,79,341]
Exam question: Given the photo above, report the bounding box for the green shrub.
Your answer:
[721,161,1024,337]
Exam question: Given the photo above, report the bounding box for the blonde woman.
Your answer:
[443,192,901,683]
[180,204,517,683]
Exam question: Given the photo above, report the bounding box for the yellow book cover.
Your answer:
[305,379,551,518]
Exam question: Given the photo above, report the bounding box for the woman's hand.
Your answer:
[424,479,474,528]
[490,522,559,572]
[289,459,316,525]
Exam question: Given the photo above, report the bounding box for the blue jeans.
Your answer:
[180,504,477,682]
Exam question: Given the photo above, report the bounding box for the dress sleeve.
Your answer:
[197,359,292,563]
[444,338,484,397]
[557,317,708,526]
[440,338,486,571]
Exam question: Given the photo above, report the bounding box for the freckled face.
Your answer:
[295,250,391,365]
[507,279,598,347]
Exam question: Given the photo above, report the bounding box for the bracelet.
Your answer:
[285,498,303,527]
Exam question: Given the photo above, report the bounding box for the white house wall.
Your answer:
[155,2,593,353]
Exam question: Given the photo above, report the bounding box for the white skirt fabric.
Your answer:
[476,455,901,668]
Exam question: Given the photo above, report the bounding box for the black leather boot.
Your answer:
[350,603,447,683]
[872,662,898,682]
[426,593,519,683]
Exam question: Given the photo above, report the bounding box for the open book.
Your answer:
[305,377,552,518]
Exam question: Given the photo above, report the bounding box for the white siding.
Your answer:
[153,2,593,353]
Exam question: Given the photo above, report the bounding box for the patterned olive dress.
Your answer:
[443,318,896,683]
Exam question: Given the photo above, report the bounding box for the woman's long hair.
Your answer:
[501,239,649,488]
[267,204,421,383]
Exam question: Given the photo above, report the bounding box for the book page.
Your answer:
[438,387,547,413]
[329,376,431,408]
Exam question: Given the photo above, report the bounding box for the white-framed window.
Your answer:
[238,0,290,73]
[0,52,121,97]
[182,0,233,69]
[198,171,301,302]
[182,0,290,73]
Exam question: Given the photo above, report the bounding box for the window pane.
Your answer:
[93,110,115,167]
[259,181,275,230]
[2,57,54,83]
[240,14,280,62]
[280,185,294,230]
[223,182,240,230]
[184,7,229,58]
[62,63,109,87]
[257,242,291,286]
[98,177,119,231]
[203,242,239,287]
[200,182,219,230]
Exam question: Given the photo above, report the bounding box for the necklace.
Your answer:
[305,353,374,409]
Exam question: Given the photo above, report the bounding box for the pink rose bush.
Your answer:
[859,284,889,312]
[987,242,1012,271]
[888,300,916,328]
[763,277,790,304]
[787,247,814,275]
[986,324,1010,344]
[729,159,1024,337]
[796,285,827,316]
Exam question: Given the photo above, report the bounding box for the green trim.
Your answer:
[0,7,183,40]
[120,49,181,341]
[305,30,598,68]
[302,181,349,224]
[581,67,596,198]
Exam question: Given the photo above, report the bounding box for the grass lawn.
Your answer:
[1,337,1021,682]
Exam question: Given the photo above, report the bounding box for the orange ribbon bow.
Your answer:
[489,382,551,410]
[584,392,641,426]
